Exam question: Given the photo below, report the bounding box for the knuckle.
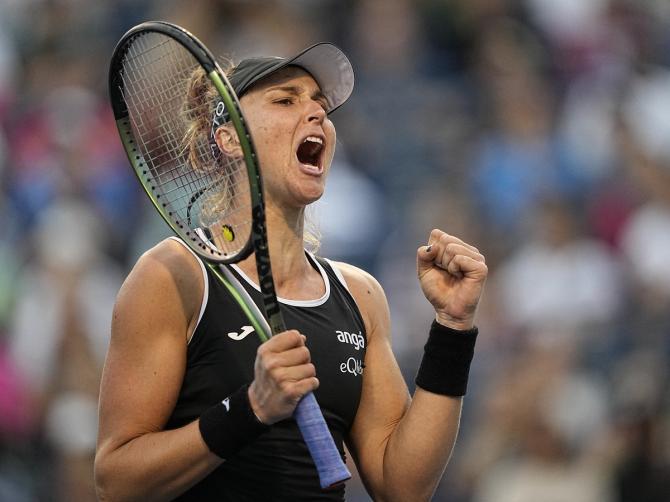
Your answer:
[287,330,302,344]
[445,242,459,253]
[288,386,303,401]
[255,354,269,370]
[264,355,280,371]
[279,379,293,394]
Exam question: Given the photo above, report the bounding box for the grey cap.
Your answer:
[228,42,354,113]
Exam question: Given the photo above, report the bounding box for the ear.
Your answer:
[214,125,243,158]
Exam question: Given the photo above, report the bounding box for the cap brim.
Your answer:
[231,43,354,114]
[285,43,354,113]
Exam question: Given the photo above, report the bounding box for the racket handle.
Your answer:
[294,392,351,489]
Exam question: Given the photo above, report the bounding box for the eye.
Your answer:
[274,97,294,106]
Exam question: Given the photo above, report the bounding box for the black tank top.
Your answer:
[165,246,367,501]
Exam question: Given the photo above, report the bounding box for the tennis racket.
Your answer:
[108,21,350,489]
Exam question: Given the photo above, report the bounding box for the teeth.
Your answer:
[304,136,323,145]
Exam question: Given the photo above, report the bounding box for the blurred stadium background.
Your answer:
[1,0,669,500]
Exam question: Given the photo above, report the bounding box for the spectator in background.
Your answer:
[456,341,614,502]
[314,149,388,272]
[468,18,593,261]
[619,67,670,329]
[7,51,139,257]
[8,199,123,501]
[492,195,623,335]
[608,348,670,502]
[344,0,466,207]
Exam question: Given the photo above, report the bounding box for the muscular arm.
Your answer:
[339,265,461,501]
[94,239,222,502]
[339,230,487,501]
[95,239,319,501]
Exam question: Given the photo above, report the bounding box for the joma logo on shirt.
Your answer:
[335,330,365,351]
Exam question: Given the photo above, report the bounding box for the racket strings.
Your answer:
[119,32,252,257]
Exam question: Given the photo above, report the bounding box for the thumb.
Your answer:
[417,244,438,273]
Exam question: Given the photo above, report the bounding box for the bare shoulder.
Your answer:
[329,261,384,298]
[134,237,201,274]
[129,238,201,285]
[327,260,390,339]
[117,238,205,335]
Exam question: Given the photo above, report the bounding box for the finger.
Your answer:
[447,254,489,280]
[272,345,312,368]
[418,229,445,262]
[423,230,482,263]
[419,229,485,274]
[277,362,317,383]
[417,244,440,279]
[291,376,320,398]
[277,374,320,405]
[445,257,464,278]
[441,243,485,265]
[433,237,483,271]
[438,233,481,256]
[428,228,443,245]
[261,330,304,353]
[429,228,479,251]
[418,242,439,264]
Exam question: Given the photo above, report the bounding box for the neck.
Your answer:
[238,201,312,286]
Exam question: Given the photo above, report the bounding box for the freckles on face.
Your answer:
[242,107,293,190]
[237,68,337,204]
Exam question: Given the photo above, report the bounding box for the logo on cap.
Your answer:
[209,100,228,160]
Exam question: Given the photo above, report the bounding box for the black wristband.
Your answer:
[198,384,270,459]
[415,321,478,397]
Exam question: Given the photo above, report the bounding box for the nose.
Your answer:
[305,100,326,124]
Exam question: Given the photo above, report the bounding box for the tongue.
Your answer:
[297,141,321,166]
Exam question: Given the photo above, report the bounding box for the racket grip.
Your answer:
[294,392,351,489]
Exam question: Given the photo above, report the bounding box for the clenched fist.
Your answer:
[248,330,319,424]
[417,229,488,330]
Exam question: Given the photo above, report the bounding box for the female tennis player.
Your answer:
[94,43,487,501]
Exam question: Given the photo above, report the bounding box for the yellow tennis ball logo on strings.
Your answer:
[222,224,235,242]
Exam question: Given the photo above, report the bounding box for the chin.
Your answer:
[291,174,327,206]
[266,184,324,210]
[294,188,325,207]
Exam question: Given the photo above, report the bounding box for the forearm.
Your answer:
[381,389,463,501]
[339,252,484,501]
[378,320,476,500]
[95,420,222,502]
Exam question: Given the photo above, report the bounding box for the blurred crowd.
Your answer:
[0,0,669,501]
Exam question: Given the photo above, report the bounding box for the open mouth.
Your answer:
[296,136,324,171]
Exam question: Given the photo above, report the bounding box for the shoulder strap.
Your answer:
[312,255,366,333]
[168,237,209,343]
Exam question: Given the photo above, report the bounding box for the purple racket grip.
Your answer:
[294,392,351,489]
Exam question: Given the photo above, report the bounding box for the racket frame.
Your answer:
[109,20,350,489]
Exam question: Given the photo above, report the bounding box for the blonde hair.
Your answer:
[304,205,321,254]
[182,66,222,172]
